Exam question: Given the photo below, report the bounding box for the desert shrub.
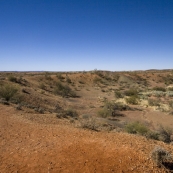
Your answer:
[98,101,128,118]
[64,109,78,118]
[158,126,172,143]
[98,108,111,118]
[93,77,102,83]
[125,95,138,105]
[125,121,149,136]
[54,82,76,97]
[169,101,173,108]
[151,146,172,167]
[44,72,52,80]
[8,75,17,82]
[39,83,46,90]
[114,90,123,98]
[66,77,72,83]
[148,99,160,106]
[79,115,114,131]
[146,131,159,140]
[56,73,65,80]
[124,89,138,96]
[0,84,18,101]
[153,86,166,92]
[56,109,78,119]
[79,80,85,84]
[79,116,99,131]
[168,87,173,91]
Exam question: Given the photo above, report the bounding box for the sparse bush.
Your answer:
[56,73,65,80]
[64,109,78,118]
[93,77,102,83]
[79,80,85,84]
[98,108,111,118]
[66,77,72,83]
[158,126,172,143]
[148,99,160,107]
[125,95,138,105]
[79,116,99,131]
[98,101,129,118]
[39,83,46,90]
[0,84,18,101]
[124,89,138,96]
[151,146,172,167]
[125,121,149,136]
[44,72,52,80]
[168,87,173,91]
[114,90,123,98]
[146,131,159,140]
[54,82,76,97]
[8,75,17,82]
[57,109,78,119]
[153,86,166,92]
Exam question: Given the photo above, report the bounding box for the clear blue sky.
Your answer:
[0,0,173,71]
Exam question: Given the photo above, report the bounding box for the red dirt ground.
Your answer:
[0,104,172,173]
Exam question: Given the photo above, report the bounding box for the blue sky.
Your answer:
[0,0,173,71]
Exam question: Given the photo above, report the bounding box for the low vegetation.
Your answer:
[151,146,172,167]
[0,84,18,101]
[54,82,77,97]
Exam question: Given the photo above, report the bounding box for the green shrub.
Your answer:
[44,72,52,80]
[114,91,123,98]
[56,73,65,80]
[0,84,18,101]
[125,121,149,136]
[66,77,72,83]
[148,99,160,106]
[98,101,129,118]
[98,109,111,118]
[124,89,138,96]
[168,87,173,91]
[8,75,17,82]
[158,126,172,143]
[39,83,46,90]
[125,95,138,105]
[146,131,159,140]
[151,146,172,167]
[152,86,166,92]
[56,109,78,119]
[93,77,102,83]
[64,109,78,117]
[54,82,76,97]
